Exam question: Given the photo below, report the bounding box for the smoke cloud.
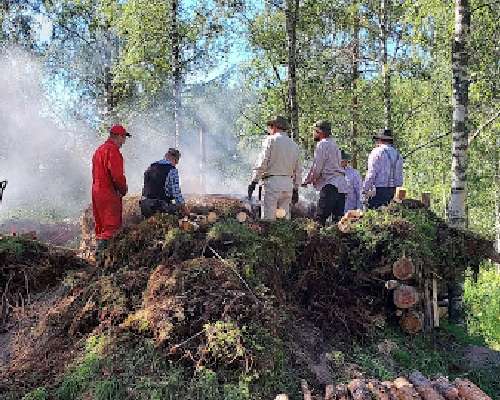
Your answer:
[0,47,254,222]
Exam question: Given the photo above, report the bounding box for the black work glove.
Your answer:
[248,181,257,199]
[292,188,299,204]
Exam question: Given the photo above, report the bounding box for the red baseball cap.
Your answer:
[110,124,131,137]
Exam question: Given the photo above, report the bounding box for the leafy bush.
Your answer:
[464,263,500,349]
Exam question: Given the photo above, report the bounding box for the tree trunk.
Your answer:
[351,0,360,168]
[380,0,391,131]
[454,379,492,400]
[171,0,181,148]
[199,124,207,193]
[286,0,299,141]
[432,377,460,400]
[448,0,470,323]
[495,136,500,272]
[348,379,372,400]
[408,371,445,400]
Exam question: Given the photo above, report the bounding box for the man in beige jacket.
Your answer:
[248,116,302,220]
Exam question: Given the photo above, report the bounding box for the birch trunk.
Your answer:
[380,0,391,131]
[448,0,470,228]
[496,136,500,272]
[171,0,181,148]
[448,0,470,323]
[286,0,299,140]
[351,0,360,168]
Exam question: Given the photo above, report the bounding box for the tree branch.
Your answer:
[468,109,500,145]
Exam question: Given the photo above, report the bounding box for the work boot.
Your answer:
[95,239,109,267]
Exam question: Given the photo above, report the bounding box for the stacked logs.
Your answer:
[380,255,441,334]
[79,194,254,258]
[275,372,492,400]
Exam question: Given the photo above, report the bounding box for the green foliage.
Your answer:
[21,387,48,400]
[464,264,500,349]
[55,335,107,400]
[205,321,246,363]
[93,379,125,400]
[0,236,26,256]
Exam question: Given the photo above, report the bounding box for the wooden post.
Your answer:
[422,192,431,208]
[325,385,335,400]
[396,188,407,202]
[433,277,439,328]
[301,380,312,400]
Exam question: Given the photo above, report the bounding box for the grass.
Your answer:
[345,324,499,398]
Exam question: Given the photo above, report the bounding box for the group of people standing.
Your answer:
[91,117,403,252]
[249,115,404,224]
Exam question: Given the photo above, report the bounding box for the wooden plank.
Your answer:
[421,192,431,208]
[301,379,312,400]
[324,384,335,400]
[432,277,439,328]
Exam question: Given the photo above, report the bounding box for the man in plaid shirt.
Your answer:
[140,148,188,218]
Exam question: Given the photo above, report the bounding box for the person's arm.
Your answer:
[354,171,363,209]
[362,150,379,192]
[293,151,303,188]
[303,143,325,185]
[167,168,185,205]
[396,153,404,187]
[251,137,273,183]
[107,148,127,196]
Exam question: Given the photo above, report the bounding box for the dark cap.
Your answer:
[373,128,394,142]
[166,148,181,160]
[266,115,290,131]
[313,120,331,135]
[341,150,352,161]
[110,124,131,137]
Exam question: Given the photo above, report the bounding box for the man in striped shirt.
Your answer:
[140,148,188,218]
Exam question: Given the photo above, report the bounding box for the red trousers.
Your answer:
[92,188,122,240]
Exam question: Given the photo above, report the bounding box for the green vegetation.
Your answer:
[464,263,500,350]
[349,325,499,397]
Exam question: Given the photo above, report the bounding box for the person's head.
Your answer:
[109,124,131,148]
[312,120,331,142]
[373,128,394,146]
[266,115,290,135]
[341,150,351,168]
[165,148,181,166]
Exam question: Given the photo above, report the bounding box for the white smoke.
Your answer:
[0,47,97,220]
[0,47,255,223]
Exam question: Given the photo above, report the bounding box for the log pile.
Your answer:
[79,194,252,259]
[274,373,492,400]
[376,254,439,334]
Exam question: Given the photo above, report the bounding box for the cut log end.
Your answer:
[393,285,419,308]
[400,311,423,334]
[236,211,248,223]
[392,257,415,280]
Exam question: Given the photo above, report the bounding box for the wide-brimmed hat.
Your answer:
[373,128,394,141]
[266,115,290,131]
[341,150,352,161]
[313,120,331,135]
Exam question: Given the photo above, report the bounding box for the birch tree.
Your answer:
[285,0,299,140]
[448,0,470,229]
[380,0,391,131]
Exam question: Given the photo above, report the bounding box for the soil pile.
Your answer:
[0,201,497,399]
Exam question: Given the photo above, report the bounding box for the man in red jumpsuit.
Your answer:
[92,124,130,254]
